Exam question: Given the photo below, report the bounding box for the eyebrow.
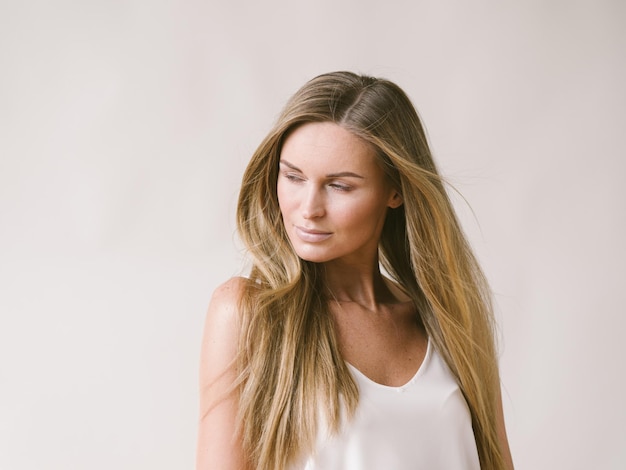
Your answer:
[279,160,364,179]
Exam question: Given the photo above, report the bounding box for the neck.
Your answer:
[321,258,395,308]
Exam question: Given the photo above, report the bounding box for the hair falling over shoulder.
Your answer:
[235,71,507,469]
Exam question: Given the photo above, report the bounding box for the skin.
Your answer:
[197,121,514,469]
[197,277,250,470]
[276,122,426,386]
[276,121,403,266]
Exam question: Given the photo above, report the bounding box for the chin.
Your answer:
[295,252,332,264]
[292,245,335,264]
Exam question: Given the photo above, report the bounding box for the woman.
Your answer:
[197,71,514,470]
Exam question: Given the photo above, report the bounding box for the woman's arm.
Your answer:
[196,277,250,470]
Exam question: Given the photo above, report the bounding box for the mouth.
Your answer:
[294,226,332,243]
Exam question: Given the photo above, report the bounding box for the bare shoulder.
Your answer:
[204,276,251,330]
[200,277,249,383]
[197,276,251,469]
[208,276,248,313]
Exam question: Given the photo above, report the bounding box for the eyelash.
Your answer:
[281,172,353,192]
[284,173,304,182]
[329,183,352,192]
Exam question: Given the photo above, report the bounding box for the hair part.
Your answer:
[236,71,505,469]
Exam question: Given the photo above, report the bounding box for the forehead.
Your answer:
[280,122,378,170]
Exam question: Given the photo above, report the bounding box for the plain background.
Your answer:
[1,1,625,469]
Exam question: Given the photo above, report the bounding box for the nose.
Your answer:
[301,186,325,219]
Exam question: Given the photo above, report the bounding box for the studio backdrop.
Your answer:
[1,1,624,469]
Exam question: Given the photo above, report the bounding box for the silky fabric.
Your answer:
[295,340,480,469]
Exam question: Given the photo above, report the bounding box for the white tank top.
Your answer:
[295,340,480,469]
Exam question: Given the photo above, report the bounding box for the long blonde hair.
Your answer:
[236,71,505,469]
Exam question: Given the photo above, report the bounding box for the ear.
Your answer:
[387,191,403,209]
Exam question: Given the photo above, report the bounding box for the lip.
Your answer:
[294,226,332,243]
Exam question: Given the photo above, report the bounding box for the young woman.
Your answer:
[197,71,514,470]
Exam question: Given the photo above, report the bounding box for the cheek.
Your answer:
[338,196,386,224]
[342,210,373,231]
[276,181,293,217]
[335,203,388,239]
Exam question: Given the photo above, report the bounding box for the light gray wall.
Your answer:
[1,1,624,469]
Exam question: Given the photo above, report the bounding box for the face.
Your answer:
[276,122,402,265]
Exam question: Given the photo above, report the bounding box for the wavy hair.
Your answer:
[236,71,505,469]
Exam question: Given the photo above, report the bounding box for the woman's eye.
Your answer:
[283,172,304,182]
[329,183,352,192]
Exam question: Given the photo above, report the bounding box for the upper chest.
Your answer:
[330,301,428,387]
